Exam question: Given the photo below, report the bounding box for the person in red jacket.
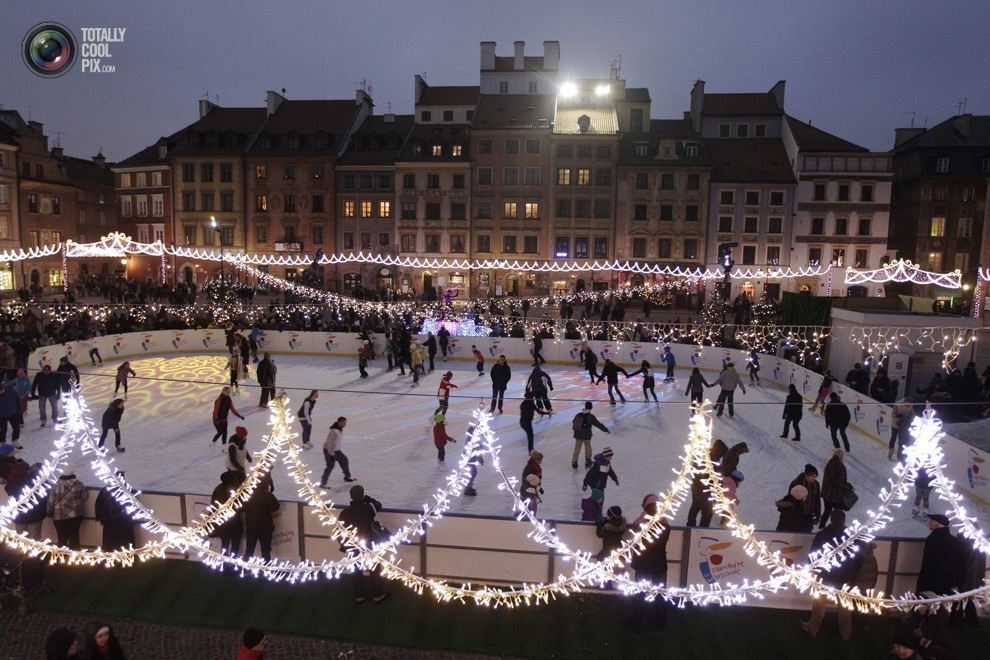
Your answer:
[433,414,456,465]
[434,371,457,416]
[212,386,244,447]
[472,345,485,375]
[236,628,267,660]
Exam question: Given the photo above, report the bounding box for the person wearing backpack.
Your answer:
[571,401,610,470]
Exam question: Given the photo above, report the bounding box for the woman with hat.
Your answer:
[226,426,252,476]
[595,505,628,560]
[432,413,455,466]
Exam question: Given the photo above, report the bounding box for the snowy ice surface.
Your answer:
[14,353,988,539]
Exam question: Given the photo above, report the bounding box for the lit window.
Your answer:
[452,145,463,157]
[503,202,518,218]
[432,145,442,157]
[957,217,972,238]
[343,201,355,217]
[935,157,949,174]
[928,251,942,270]
[379,201,391,218]
[557,169,571,185]
[930,216,945,237]
[361,201,373,218]
[576,169,591,185]
[255,165,267,179]
[525,202,539,219]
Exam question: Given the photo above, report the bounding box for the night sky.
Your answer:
[3,0,987,160]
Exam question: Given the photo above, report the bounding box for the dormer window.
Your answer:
[685,143,698,158]
[158,145,167,159]
[577,115,591,133]
[634,143,648,157]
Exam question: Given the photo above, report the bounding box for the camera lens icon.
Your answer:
[23,23,76,77]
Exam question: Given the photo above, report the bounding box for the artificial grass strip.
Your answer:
[28,560,983,659]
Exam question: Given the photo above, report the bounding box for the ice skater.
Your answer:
[526,365,554,413]
[31,364,60,427]
[489,355,511,414]
[256,353,277,407]
[823,392,852,452]
[99,398,125,452]
[410,344,424,387]
[521,451,543,514]
[685,367,711,407]
[596,359,628,405]
[114,361,136,398]
[238,334,251,377]
[212,386,244,446]
[809,371,834,414]
[422,332,437,372]
[712,362,745,418]
[627,360,658,403]
[438,325,450,361]
[298,390,318,448]
[357,348,369,378]
[320,417,355,488]
[660,345,676,382]
[228,349,241,393]
[226,427,252,477]
[435,371,456,415]
[472,345,485,375]
[531,335,546,366]
[519,391,551,452]
[583,346,600,384]
[780,384,803,441]
[571,402,610,470]
[746,349,761,385]
[432,414,455,466]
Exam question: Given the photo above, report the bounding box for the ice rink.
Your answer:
[13,352,988,538]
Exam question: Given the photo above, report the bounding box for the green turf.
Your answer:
[25,560,983,659]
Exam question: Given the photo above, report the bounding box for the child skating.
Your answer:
[435,371,457,416]
[433,414,455,467]
[472,345,485,375]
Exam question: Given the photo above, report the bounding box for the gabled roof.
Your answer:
[115,139,170,168]
[553,107,618,135]
[703,93,782,117]
[473,95,555,129]
[486,56,546,72]
[785,115,866,153]
[705,138,795,183]
[893,115,990,151]
[262,100,356,134]
[337,114,415,165]
[418,85,480,106]
[618,119,712,166]
[187,107,267,134]
[60,156,113,186]
[624,88,651,103]
[398,124,471,161]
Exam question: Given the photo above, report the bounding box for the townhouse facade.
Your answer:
[114,138,173,282]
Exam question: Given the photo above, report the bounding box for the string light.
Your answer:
[845,259,962,289]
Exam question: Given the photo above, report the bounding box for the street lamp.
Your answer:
[210,216,223,283]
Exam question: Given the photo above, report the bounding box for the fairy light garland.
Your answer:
[848,326,977,372]
[845,259,962,289]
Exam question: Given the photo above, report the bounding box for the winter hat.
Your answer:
[349,484,365,501]
[892,630,919,651]
[0,444,14,457]
[730,470,744,483]
[790,485,809,500]
[242,628,266,650]
[601,447,614,459]
[803,464,818,476]
[927,513,950,527]
[16,368,25,377]
[444,371,453,378]
[642,494,659,507]
[434,414,445,424]
[606,505,622,519]
[234,426,248,437]
[42,364,52,372]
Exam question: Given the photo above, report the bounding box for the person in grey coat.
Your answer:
[712,363,745,418]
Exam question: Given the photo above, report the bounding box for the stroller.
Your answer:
[0,545,47,614]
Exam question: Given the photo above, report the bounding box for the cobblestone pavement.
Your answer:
[0,610,514,660]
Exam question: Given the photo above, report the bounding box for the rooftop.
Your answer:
[485,56,547,72]
[337,114,415,165]
[552,107,618,135]
[786,115,867,153]
[705,138,795,183]
[473,94,555,129]
[417,85,480,107]
[893,114,990,151]
[703,92,782,117]
[60,155,114,186]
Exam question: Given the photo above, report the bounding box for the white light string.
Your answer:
[845,259,962,289]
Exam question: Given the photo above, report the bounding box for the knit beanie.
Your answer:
[790,484,809,500]
[601,447,614,458]
[606,505,622,519]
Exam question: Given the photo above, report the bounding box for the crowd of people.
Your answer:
[41,622,271,659]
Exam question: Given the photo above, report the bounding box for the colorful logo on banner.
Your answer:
[876,408,889,437]
[324,334,337,352]
[768,540,805,567]
[64,344,75,360]
[447,339,459,356]
[203,331,216,348]
[690,347,702,366]
[287,333,301,350]
[629,343,644,362]
[171,332,186,349]
[773,362,782,380]
[802,373,810,394]
[256,332,267,348]
[967,449,986,489]
[488,340,503,357]
[37,349,51,369]
[599,343,614,361]
[569,342,583,360]
[140,334,156,351]
[271,527,296,551]
[697,537,739,584]
[853,396,864,423]
[112,336,126,354]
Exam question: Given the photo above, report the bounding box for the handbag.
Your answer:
[841,484,859,511]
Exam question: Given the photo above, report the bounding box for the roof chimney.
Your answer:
[542,41,560,72]
[769,80,786,110]
[894,127,925,148]
[198,99,215,119]
[92,151,106,168]
[355,89,373,108]
[689,80,705,133]
[266,90,285,117]
[514,41,525,71]
[51,146,64,159]
[480,41,496,71]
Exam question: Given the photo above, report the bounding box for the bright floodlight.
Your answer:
[595,84,610,96]
[210,216,217,229]
[559,82,578,98]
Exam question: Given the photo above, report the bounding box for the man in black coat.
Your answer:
[526,366,553,412]
[422,333,438,373]
[31,364,61,427]
[56,356,80,393]
[94,471,136,550]
[824,392,852,452]
[802,511,862,640]
[256,353,277,407]
[338,485,388,603]
[531,335,545,366]
[916,513,966,596]
[489,355,511,414]
[844,363,869,395]
[596,359,629,405]
[789,464,822,529]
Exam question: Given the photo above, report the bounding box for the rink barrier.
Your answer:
[34,329,990,509]
[46,485,987,612]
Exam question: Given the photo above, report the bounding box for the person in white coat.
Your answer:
[320,417,356,488]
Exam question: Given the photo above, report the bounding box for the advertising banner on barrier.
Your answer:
[685,527,810,610]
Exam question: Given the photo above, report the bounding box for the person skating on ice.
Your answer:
[780,383,803,441]
[212,386,244,448]
[627,360,658,403]
[489,355,511,414]
[582,345,600,384]
[114,361,136,399]
[571,402,610,469]
[435,371,456,416]
[596,359,629,405]
[99,398,126,452]
[320,416,356,488]
[228,349,241,393]
[525,365,554,413]
[437,325,450,361]
[746,349,761,385]
[357,347,369,378]
[684,367,711,407]
[422,332,437,373]
[226,427,252,477]
[711,362,745,418]
[256,352,277,407]
[432,414,455,467]
[471,345,485,375]
[519,390,550,452]
[298,389,318,449]
[659,345,676,382]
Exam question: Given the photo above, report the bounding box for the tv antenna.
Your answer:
[904,111,916,127]
[956,97,968,115]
